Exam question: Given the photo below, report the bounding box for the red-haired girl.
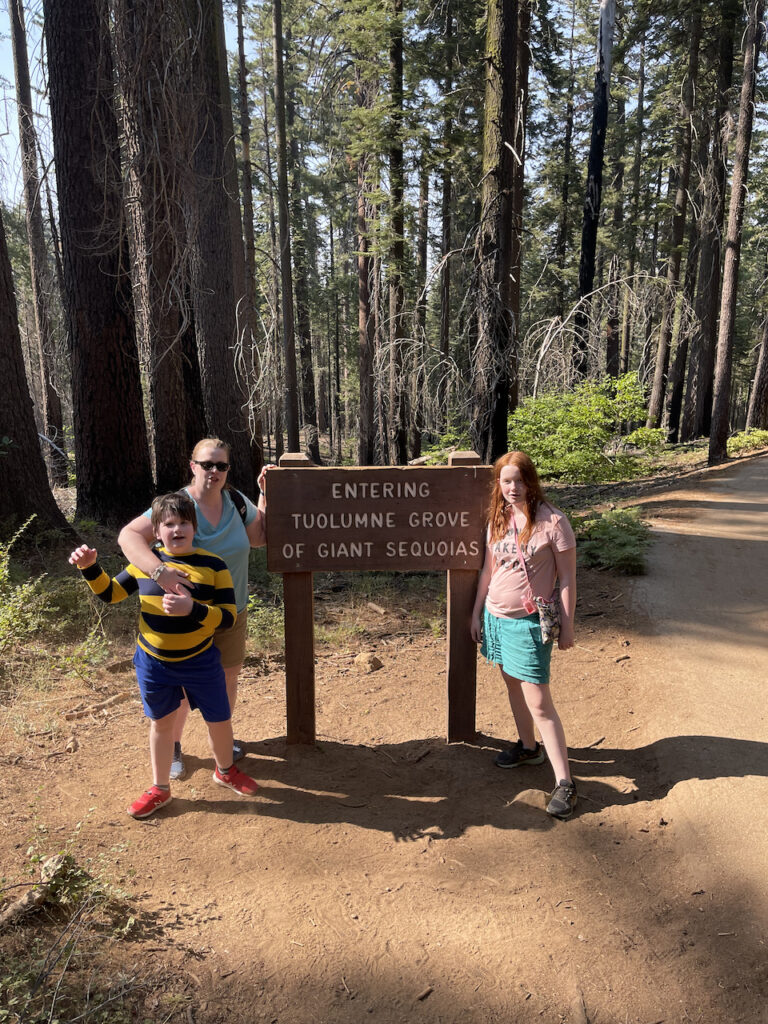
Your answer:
[471,452,578,819]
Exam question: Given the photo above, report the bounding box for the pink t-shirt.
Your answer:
[485,503,576,619]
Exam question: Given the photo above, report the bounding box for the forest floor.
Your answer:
[1,453,767,1024]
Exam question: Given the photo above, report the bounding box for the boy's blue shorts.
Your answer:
[133,644,230,722]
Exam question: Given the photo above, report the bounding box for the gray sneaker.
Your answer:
[546,779,578,819]
[494,740,547,769]
[170,742,185,781]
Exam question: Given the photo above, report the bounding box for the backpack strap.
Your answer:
[229,488,248,523]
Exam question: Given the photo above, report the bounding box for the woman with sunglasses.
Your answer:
[118,437,269,779]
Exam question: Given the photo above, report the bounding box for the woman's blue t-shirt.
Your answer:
[144,489,257,613]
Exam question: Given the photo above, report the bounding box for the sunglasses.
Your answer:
[194,460,230,472]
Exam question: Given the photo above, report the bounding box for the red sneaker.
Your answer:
[128,785,172,819]
[213,764,259,796]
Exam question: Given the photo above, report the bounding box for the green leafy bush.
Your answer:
[624,426,667,454]
[507,374,648,482]
[0,517,49,655]
[575,507,651,574]
[727,429,768,455]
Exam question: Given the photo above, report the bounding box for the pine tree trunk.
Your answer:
[285,30,320,464]
[620,35,644,374]
[438,2,454,432]
[509,0,531,411]
[646,11,700,427]
[709,0,765,464]
[681,0,739,442]
[356,140,375,465]
[471,0,517,462]
[388,0,408,465]
[554,1,576,323]
[10,0,67,487]
[114,0,189,493]
[236,0,264,475]
[411,155,429,459]
[0,207,72,532]
[44,0,153,523]
[746,318,768,428]
[665,130,707,442]
[606,89,625,378]
[272,0,300,452]
[573,0,615,376]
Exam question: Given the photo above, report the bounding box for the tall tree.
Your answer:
[680,0,739,442]
[10,0,67,487]
[236,0,265,474]
[187,0,255,492]
[272,0,300,452]
[646,10,701,428]
[0,206,71,533]
[709,0,765,464]
[388,0,408,465]
[471,0,517,463]
[113,0,189,492]
[746,317,768,428]
[572,0,615,376]
[43,0,153,522]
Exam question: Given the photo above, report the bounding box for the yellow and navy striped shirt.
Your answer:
[79,548,237,663]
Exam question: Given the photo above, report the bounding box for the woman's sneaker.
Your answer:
[494,740,547,769]
[170,742,185,781]
[546,779,578,819]
[128,785,172,819]
[213,764,259,796]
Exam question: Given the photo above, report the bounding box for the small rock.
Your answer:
[354,653,383,674]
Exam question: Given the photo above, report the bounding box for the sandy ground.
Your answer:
[1,455,766,1023]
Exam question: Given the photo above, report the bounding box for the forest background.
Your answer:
[1,0,768,537]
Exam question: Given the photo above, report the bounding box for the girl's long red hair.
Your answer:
[488,451,546,546]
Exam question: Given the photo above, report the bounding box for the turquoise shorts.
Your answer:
[481,609,552,685]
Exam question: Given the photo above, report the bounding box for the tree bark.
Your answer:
[0,206,71,532]
[438,2,454,432]
[10,0,67,487]
[44,0,153,523]
[357,140,375,465]
[114,0,189,493]
[272,0,300,452]
[471,0,517,463]
[573,0,615,376]
[235,0,264,475]
[709,0,765,464]
[285,28,320,463]
[388,0,408,465]
[681,0,739,442]
[646,11,700,427]
[746,318,768,428]
[185,0,254,493]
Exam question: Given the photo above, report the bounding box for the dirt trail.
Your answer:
[1,455,767,1024]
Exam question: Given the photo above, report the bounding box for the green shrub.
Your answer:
[507,374,649,482]
[727,428,768,455]
[0,517,49,655]
[575,506,651,574]
[624,426,667,454]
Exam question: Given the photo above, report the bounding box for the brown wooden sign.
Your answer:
[267,452,492,746]
[266,465,491,573]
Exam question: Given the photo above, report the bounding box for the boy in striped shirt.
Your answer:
[69,492,259,819]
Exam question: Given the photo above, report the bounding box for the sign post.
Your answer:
[269,452,492,744]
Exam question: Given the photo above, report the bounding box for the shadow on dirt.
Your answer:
[157,733,768,840]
